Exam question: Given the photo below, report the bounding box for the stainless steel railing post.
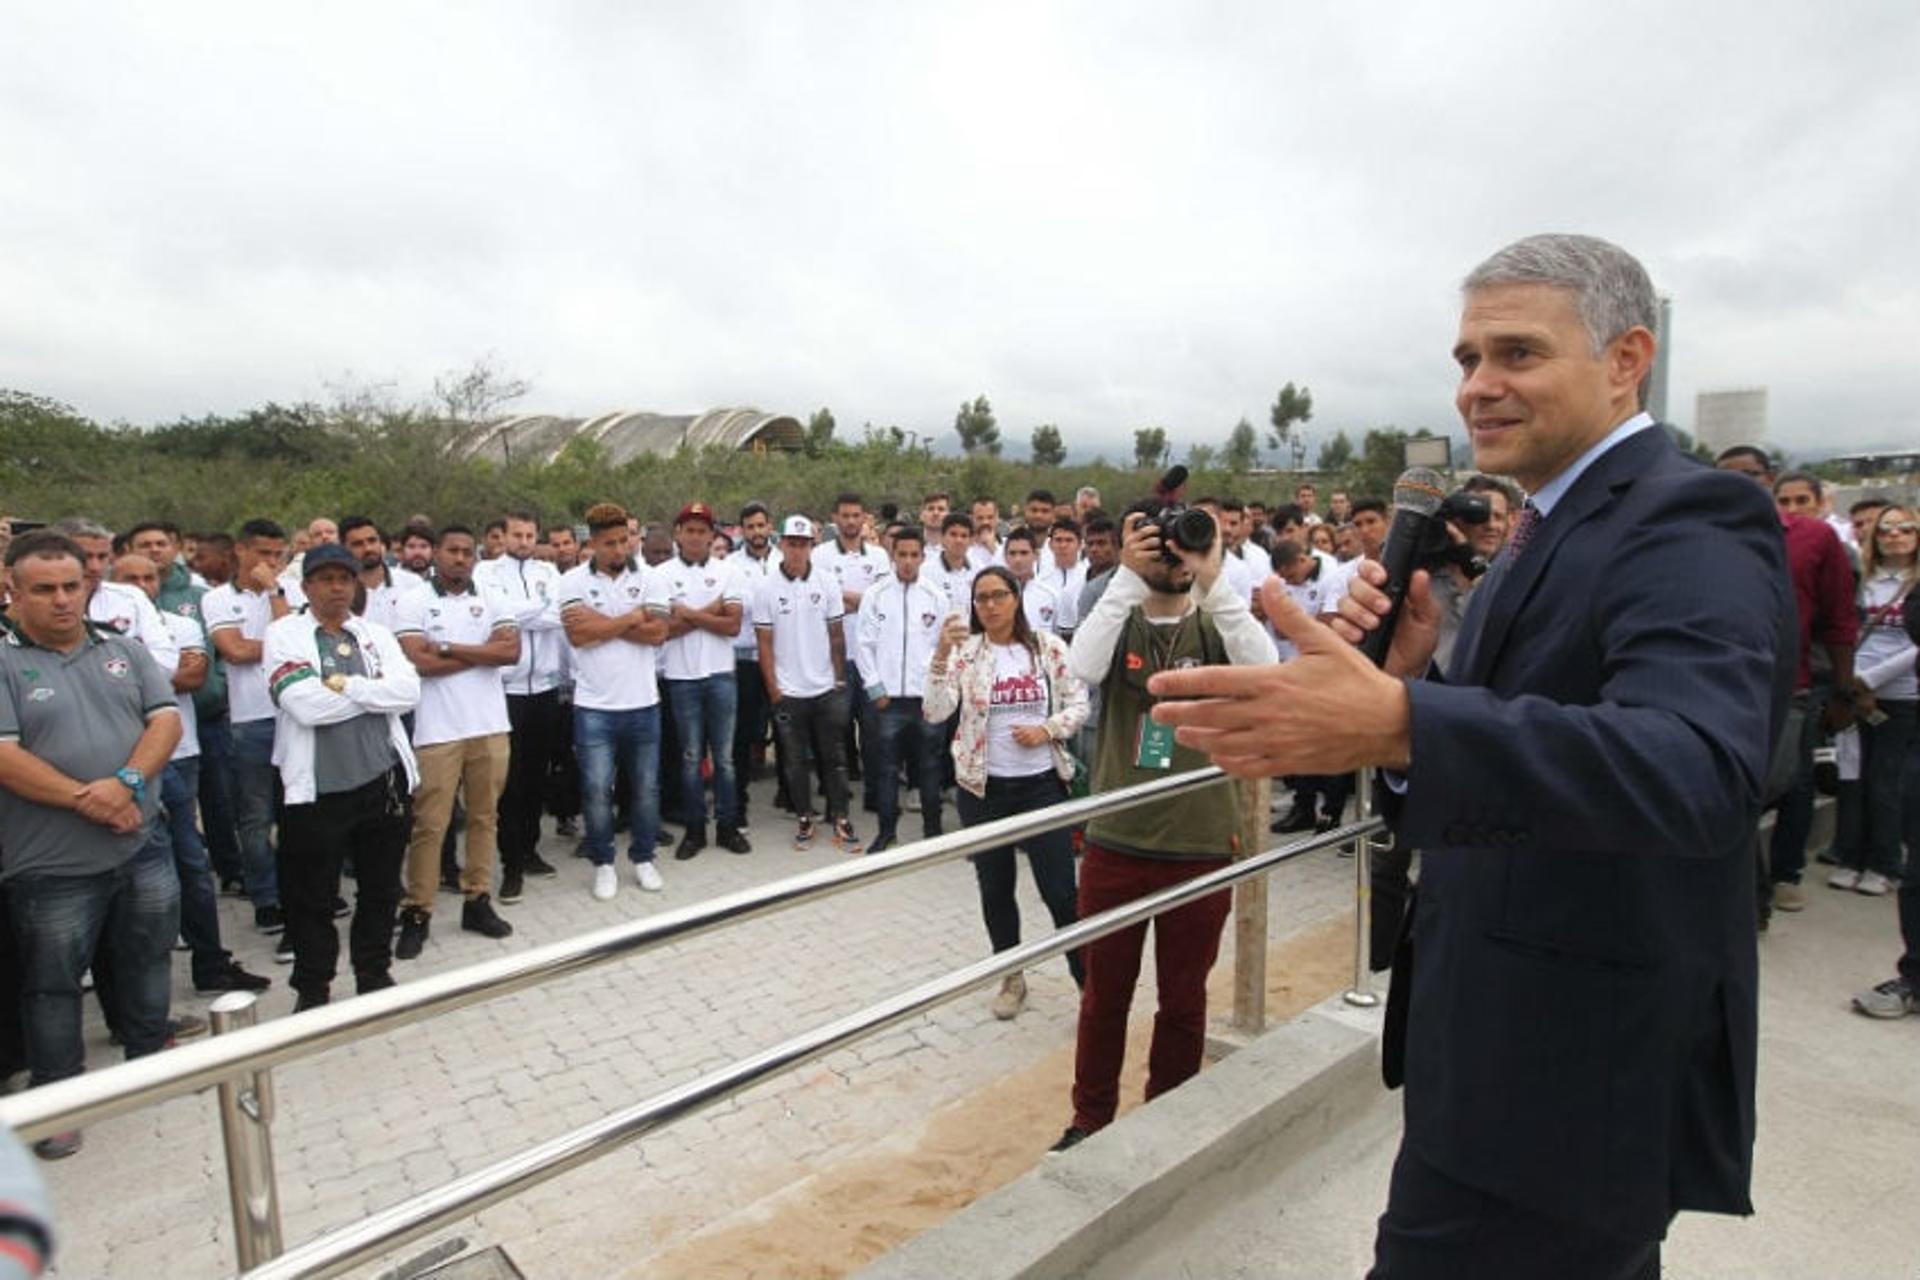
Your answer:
[211,992,285,1269]
[1342,768,1380,1008]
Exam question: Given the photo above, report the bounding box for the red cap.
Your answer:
[675,502,716,528]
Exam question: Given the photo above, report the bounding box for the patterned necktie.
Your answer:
[1506,501,1541,562]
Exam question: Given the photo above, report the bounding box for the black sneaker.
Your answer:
[524,853,559,878]
[273,938,295,965]
[717,826,752,855]
[499,869,525,904]
[219,877,246,897]
[439,868,461,893]
[355,969,396,996]
[1048,1126,1090,1154]
[195,961,272,994]
[32,1131,82,1160]
[461,894,514,940]
[675,828,707,861]
[555,816,581,838]
[332,896,351,919]
[395,907,431,960]
[867,832,895,856]
[293,988,330,1014]
[1271,807,1318,835]
[254,904,286,935]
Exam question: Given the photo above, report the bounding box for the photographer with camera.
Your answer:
[1049,491,1275,1152]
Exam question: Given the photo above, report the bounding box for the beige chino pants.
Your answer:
[403,733,510,912]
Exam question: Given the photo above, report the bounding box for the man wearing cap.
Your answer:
[0,531,182,1157]
[391,526,519,959]
[656,502,753,860]
[559,503,673,900]
[262,542,420,1011]
[756,516,861,852]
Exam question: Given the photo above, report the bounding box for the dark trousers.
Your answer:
[871,697,944,842]
[546,694,581,822]
[1370,835,1415,972]
[1370,1147,1662,1280]
[1767,688,1824,885]
[731,657,770,828]
[1898,877,1920,987]
[956,772,1081,984]
[0,883,24,1078]
[658,690,685,822]
[1829,700,1916,879]
[277,769,409,999]
[771,690,851,822]
[162,758,232,986]
[196,713,244,885]
[499,690,565,873]
[845,662,878,805]
[1070,841,1230,1132]
[12,837,178,1085]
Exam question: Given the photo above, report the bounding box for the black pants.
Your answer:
[1370,1147,1661,1280]
[956,772,1082,985]
[771,690,851,821]
[1370,836,1415,972]
[0,881,25,1078]
[500,690,564,872]
[277,768,410,999]
[546,695,581,821]
[731,658,770,827]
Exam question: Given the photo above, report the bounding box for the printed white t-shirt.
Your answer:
[752,565,844,699]
[985,641,1052,778]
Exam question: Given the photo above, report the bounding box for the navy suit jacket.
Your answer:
[1380,425,1794,1241]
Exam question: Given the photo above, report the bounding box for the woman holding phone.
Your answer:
[925,566,1089,1019]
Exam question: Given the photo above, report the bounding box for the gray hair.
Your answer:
[1463,234,1657,354]
[49,516,111,542]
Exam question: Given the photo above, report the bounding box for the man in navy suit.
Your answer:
[1149,234,1793,1277]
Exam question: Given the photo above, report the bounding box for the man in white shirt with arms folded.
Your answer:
[560,503,672,900]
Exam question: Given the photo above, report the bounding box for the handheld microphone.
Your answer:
[1154,465,1190,500]
[1358,467,1448,667]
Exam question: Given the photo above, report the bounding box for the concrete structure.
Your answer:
[451,407,804,466]
[1695,387,1768,455]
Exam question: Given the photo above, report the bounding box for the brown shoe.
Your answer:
[991,973,1028,1021]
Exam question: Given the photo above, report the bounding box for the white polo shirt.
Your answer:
[162,612,205,760]
[656,554,746,681]
[393,583,515,746]
[1019,577,1064,635]
[557,560,670,712]
[812,537,891,659]
[201,583,285,723]
[730,546,779,658]
[1035,560,1088,632]
[88,582,180,679]
[752,564,844,699]
[923,553,977,621]
[358,565,429,635]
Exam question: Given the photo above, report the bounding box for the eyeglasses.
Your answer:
[1876,522,1919,536]
[973,589,1017,605]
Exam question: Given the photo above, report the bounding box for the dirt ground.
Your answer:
[637,912,1356,1279]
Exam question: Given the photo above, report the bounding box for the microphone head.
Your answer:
[1156,465,1190,498]
[1391,467,1448,518]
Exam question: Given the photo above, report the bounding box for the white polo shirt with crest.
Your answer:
[656,554,746,681]
[557,560,670,712]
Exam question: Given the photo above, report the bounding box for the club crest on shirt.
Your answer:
[104,657,131,678]
[470,604,484,617]
[27,687,54,702]
[921,612,937,628]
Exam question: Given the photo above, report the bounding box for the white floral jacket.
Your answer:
[922,631,1089,798]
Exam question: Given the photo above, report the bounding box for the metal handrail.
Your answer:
[243,818,1384,1280]
[0,768,1229,1142]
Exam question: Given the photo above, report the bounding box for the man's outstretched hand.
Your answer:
[1146,577,1414,779]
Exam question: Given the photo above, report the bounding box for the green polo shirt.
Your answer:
[0,624,177,882]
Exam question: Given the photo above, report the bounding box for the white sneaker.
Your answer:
[1828,868,1862,891]
[1856,870,1892,897]
[591,865,618,901]
[634,860,664,892]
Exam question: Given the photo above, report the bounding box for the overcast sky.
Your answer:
[4,2,1917,461]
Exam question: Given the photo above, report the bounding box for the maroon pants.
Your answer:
[1071,841,1232,1133]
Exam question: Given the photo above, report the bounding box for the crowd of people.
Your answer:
[0,441,1913,1168]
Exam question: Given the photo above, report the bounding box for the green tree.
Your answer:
[954,395,1001,456]
[1030,423,1066,467]
[1316,429,1354,472]
[1224,416,1259,473]
[803,407,837,458]
[1185,442,1219,472]
[1268,382,1314,465]
[1351,427,1411,497]
[1133,426,1169,470]
[1663,424,1715,463]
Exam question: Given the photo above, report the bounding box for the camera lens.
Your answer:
[1170,509,1216,552]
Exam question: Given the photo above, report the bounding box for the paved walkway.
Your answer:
[33,780,1361,1278]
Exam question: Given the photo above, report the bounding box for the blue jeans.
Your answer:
[230,717,281,909]
[9,836,180,1085]
[196,713,243,886]
[162,758,230,986]
[871,697,944,841]
[663,674,739,832]
[575,705,661,866]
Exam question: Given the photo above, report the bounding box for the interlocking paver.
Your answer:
[31,781,1359,1278]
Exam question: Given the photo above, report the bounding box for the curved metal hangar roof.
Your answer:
[453,408,803,466]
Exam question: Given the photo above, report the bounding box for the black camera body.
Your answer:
[1416,490,1494,580]
[1145,504,1217,565]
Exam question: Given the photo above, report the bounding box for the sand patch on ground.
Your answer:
[636,912,1356,1279]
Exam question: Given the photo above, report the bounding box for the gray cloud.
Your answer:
[3,1,1915,458]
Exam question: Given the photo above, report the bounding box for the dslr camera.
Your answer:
[1143,465,1216,565]
[1419,489,1494,579]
